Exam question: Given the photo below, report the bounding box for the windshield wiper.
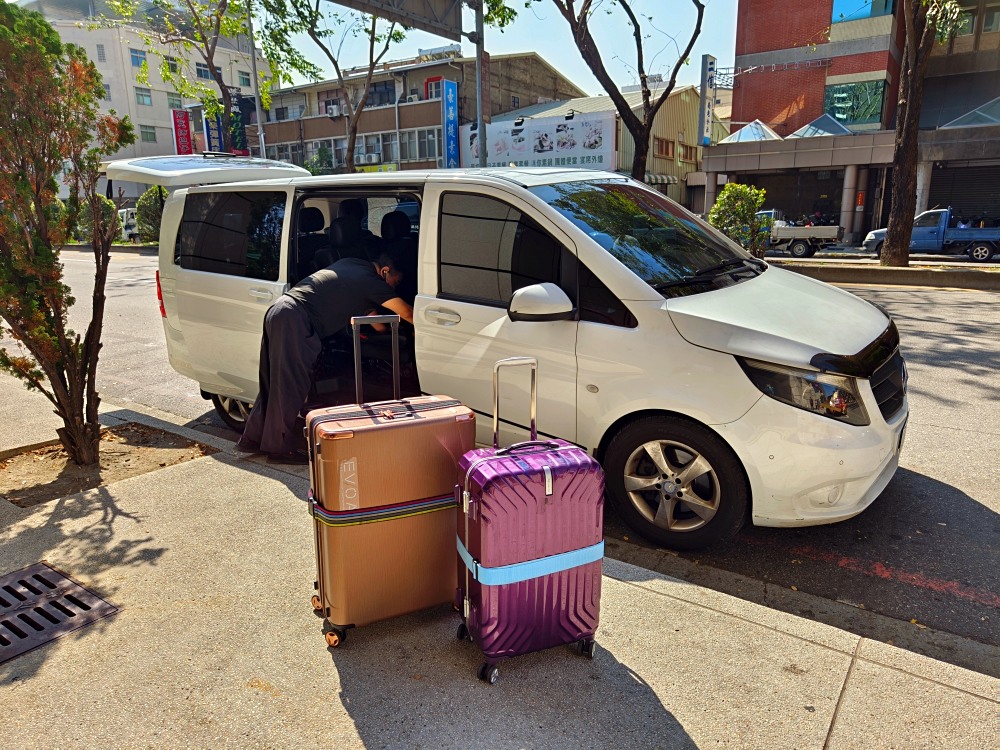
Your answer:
[696,257,764,276]
[652,275,719,291]
[653,258,766,292]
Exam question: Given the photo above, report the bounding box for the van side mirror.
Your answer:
[507,283,576,322]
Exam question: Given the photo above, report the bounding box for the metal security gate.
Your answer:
[928,164,1000,223]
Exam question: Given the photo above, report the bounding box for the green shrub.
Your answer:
[77,195,119,244]
[136,186,167,243]
[708,183,772,258]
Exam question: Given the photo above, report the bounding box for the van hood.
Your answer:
[665,265,892,373]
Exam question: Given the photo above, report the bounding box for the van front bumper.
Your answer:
[721,389,908,527]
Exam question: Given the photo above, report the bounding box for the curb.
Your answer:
[771,261,1000,291]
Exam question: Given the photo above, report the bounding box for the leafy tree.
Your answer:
[0,4,134,466]
[541,0,705,181]
[882,0,960,267]
[259,2,404,172]
[708,183,772,258]
[77,194,121,243]
[304,144,335,175]
[136,186,167,243]
[107,0,272,152]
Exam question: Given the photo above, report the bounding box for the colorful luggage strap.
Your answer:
[457,537,604,586]
[312,494,454,527]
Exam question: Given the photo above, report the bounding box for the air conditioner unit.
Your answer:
[326,104,341,117]
[405,94,420,103]
[364,153,380,164]
[353,154,365,165]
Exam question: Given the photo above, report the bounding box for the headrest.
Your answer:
[329,215,362,247]
[381,210,411,241]
[299,206,325,233]
[338,198,366,220]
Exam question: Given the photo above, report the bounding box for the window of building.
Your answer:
[130,48,146,68]
[956,5,976,35]
[333,137,348,166]
[654,137,675,158]
[239,70,251,87]
[103,84,112,102]
[274,106,289,121]
[139,125,157,143]
[511,95,520,109]
[831,0,894,23]
[165,56,178,74]
[678,143,697,162]
[177,191,286,280]
[426,77,443,100]
[985,6,1000,32]
[196,62,213,80]
[135,86,152,106]
[824,80,886,126]
[96,44,106,63]
[399,128,441,161]
[381,132,399,162]
[368,80,396,107]
[438,193,567,307]
[167,92,182,110]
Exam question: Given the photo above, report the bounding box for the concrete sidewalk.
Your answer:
[1,397,997,748]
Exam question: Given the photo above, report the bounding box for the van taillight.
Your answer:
[155,270,166,318]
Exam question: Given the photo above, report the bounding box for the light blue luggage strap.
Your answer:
[457,536,604,586]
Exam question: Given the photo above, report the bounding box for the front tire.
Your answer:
[604,416,748,550]
[210,393,253,432]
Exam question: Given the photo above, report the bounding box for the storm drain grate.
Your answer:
[0,562,118,664]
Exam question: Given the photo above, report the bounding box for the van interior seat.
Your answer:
[324,215,365,265]
[297,206,332,278]
[381,209,418,303]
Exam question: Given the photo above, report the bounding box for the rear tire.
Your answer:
[968,243,995,262]
[210,393,253,432]
[873,241,884,256]
[789,241,811,258]
[604,416,748,551]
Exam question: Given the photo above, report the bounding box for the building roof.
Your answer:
[785,113,853,138]
[939,96,1000,129]
[492,86,699,121]
[718,119,782,143]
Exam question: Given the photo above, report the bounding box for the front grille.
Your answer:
[0,562,118,664]
[869,349,906,421]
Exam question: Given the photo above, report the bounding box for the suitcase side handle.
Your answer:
[492,357,538,448]
[350,314,401,404]
[495,440,559,456]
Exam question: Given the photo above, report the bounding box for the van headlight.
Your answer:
[737,358,870,426]
[864,231,875,242]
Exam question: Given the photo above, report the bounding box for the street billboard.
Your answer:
[327,0,463,41]
[460,110,616,170]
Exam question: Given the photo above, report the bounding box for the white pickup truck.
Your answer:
[756,209,843,257]
[107,155,908,551]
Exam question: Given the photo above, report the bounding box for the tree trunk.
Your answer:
[630,127,650,181]
[882,0,937,267]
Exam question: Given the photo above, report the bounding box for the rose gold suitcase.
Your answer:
[306,315,475,648]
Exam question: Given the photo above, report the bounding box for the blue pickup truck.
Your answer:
[863,208,1000,261]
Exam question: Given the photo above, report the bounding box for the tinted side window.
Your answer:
[572,257,637,328]
[439,193,563,306]
[178,191,285,280]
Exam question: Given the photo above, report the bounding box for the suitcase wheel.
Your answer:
[310,595,322,612]
[456,622,471,642]
[578,639,597,660]
[324,627,347,649]
[478,662,499,685]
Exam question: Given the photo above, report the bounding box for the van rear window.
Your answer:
[177,191,286,280]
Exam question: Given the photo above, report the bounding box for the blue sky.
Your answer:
[282,0,738,95]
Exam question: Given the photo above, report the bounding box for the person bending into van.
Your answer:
[236,246,414,464]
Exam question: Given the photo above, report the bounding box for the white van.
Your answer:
[108,157,908,550]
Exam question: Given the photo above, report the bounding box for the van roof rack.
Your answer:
[200,151,237,158]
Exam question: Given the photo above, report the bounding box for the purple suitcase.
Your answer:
[456,357,604,684]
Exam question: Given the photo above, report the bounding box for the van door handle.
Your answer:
[425,308,461,325]
[248,289,273,300]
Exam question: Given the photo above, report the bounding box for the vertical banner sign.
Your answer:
[480,50,492,125]
[204,113,225,152]
[171,109,194,155]
[697,54,717,146]
[442,79,460,168]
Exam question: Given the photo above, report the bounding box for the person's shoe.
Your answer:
[234,440,261,454]
[266,449,309,465]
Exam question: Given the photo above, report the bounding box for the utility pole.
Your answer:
[472,0,487,167]
[245,1,267,156]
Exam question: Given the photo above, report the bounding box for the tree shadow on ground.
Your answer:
[0,484,167,684]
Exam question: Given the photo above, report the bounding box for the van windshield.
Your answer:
[529,179,763,296]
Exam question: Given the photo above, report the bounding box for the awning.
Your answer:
[644,173,678,185]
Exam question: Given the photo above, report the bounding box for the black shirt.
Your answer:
[285,258,397,340]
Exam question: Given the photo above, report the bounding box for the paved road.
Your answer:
[36,249,1000,669]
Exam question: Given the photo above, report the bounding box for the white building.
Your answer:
[17,0,269,200]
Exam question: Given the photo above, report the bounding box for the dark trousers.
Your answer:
[238,296,321,454]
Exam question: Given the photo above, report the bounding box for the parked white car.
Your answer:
[107,156,909,550]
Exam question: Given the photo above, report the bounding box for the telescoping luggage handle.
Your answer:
[492,357,559,454]
[350,314,401,404]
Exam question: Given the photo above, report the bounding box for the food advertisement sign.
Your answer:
[461,110,616,170]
